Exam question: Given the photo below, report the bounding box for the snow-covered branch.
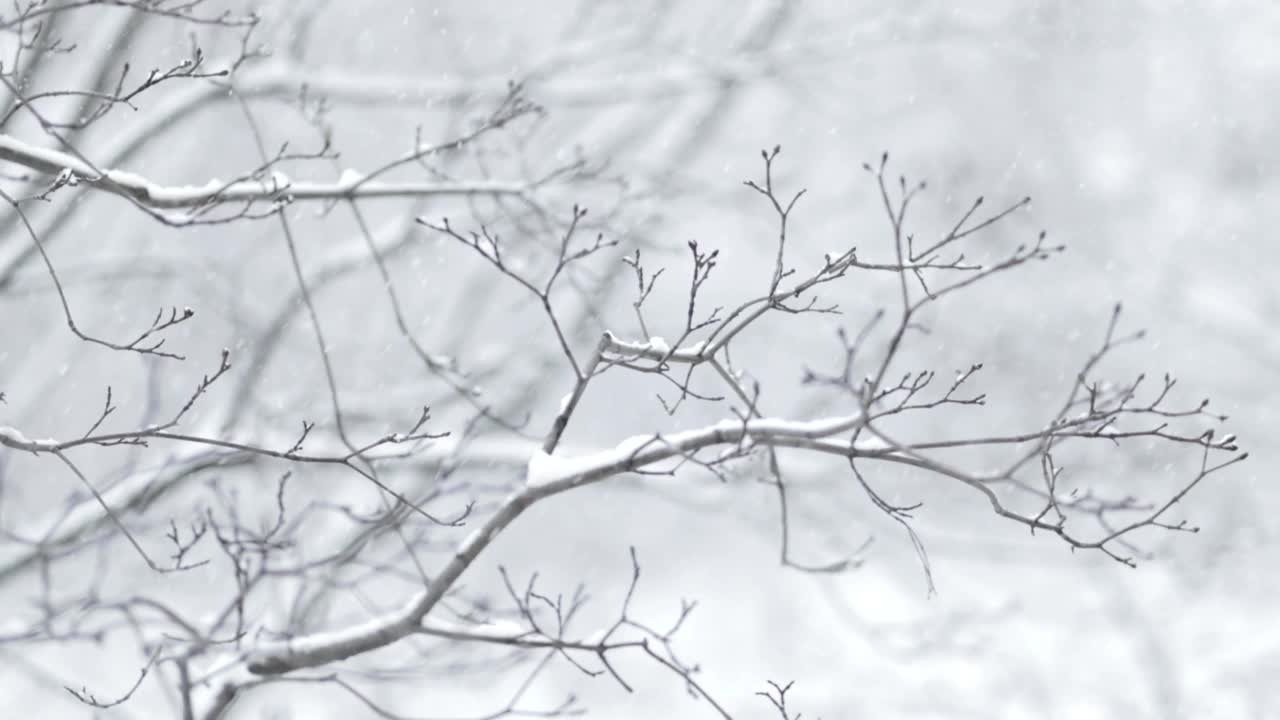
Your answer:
[241,408,868,675]
[0,134,531,208]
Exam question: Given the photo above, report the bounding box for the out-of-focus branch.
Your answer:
[225,43,806,109]
[0,0,258,30]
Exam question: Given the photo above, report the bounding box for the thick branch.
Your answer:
[0,134,530,208]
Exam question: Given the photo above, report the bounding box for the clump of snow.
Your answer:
[148,178,227,203]
[525,450,561,488]
[525,447,626,490]
[615,433,657,456]
[648,336,670,354]
[0,426,57,450]
[104,168,148,187]
[0,426,31,446]
[337,168,364,187]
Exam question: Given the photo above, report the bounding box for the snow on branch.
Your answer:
[0,134,530,208]
[525,411,868,491]
[241,408,868,676]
